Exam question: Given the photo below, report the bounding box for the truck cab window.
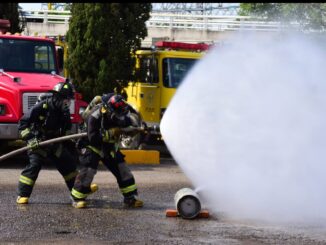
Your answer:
[35,45,55,71]
[0,38,56,73]
[139,56,158,83]
[163,58,197,88]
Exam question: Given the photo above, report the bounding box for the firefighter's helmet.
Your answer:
[51,81,75,99]
[105,94,129,116]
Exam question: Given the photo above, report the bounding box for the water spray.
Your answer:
[161,33,326,223]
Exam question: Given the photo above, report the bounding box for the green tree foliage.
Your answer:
[239,3,326,31]
[64,4,72,11]
[66,3,151,101]
[0,3,24,33]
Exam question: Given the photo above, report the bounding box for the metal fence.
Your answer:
[147,13,282,32]
[22,10,283,32]
[22,10,70,24]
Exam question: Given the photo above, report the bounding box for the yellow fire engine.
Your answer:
[122,41,209,148]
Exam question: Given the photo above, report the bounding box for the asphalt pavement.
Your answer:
[1,154,326,244]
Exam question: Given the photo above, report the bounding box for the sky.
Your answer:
[19,3,44,11]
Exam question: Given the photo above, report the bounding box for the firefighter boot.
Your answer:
[90,183,98,194]
[72,199,87,209]
[85,183,98,197]
[16,196,29,204]
[124,195,143,208]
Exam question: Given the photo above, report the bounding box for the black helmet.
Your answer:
[106,94,129,116]
[51,81,75,99]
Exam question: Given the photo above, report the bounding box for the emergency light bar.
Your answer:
[155,41,210,51]
[46,35,65,42]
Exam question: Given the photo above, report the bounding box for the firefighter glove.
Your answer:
[20,128,33,140]
[101,128,121,142]
[102,130,110,143]
[109,128,121,138]
[27,137,39,150]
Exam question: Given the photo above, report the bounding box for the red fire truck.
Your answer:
[0,20,87,142]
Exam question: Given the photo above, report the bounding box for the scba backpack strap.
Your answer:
[82,93,115,121]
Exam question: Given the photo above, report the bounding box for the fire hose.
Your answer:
[0,132,87,162]
[0,127,146,162]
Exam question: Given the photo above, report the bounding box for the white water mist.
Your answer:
[161,33,326,223]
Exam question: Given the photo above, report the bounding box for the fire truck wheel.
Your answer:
[119,112,142,150]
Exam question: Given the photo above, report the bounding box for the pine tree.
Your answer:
[66,3,151,101]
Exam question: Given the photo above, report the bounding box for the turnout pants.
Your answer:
[18,144,78,197]
[71,147,137,201]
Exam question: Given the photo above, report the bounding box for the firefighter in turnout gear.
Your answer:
[16,81,80,205]
[71,94,143,209]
